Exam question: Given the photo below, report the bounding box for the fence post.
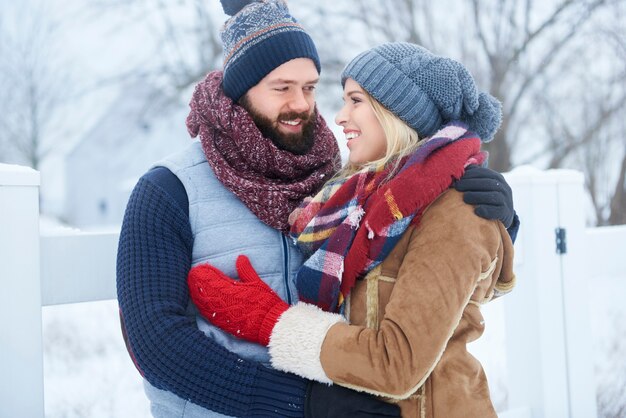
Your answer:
[0,163,44,417]
[502,166,597,418]
[556,170,598,418]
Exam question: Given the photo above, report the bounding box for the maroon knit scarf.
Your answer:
[186,71,340,233]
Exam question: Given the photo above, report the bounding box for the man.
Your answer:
[116,1,518,417]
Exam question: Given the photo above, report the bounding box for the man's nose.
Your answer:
[288,90,310,113]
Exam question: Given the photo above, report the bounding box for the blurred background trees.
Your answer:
[0,0,624,225]
[300,0,626,225]
[0,2,71,170]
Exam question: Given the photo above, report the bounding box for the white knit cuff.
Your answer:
[268,302,346,384]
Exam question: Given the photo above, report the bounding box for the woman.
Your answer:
[188,42,516,417]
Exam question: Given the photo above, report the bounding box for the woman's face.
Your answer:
[335,79,387,166]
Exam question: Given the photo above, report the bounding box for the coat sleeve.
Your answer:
[268,190,514,399]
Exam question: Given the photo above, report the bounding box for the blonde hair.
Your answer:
[333,91,425,182]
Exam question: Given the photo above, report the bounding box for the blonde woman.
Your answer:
[189,42,516,417]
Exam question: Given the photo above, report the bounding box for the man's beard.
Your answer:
[239,96,317,155]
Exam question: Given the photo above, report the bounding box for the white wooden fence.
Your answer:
[3,162,623,418]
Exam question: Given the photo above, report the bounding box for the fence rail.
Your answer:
[3,163,618,417]
[41,230,119,306]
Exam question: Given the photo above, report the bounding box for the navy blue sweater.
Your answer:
[116,167,309,417]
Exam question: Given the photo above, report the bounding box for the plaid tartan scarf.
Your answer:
[290,122,486,312]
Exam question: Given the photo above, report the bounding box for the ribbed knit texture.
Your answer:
[116,169,308,417]
[220,0,321,101]
[342,42,502,142]
[259,303,290,346]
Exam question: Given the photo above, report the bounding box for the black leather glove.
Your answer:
[305,381,401,418]
[454,165,515,229]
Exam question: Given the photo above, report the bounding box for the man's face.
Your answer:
[240,58,319,155]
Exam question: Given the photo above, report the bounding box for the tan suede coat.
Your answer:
[319,189,516,418]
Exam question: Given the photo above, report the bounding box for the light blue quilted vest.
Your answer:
[144,141,304,418]
[159,141,304,363]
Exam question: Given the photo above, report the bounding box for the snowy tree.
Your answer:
[527,2,626,225]
[82,0,224,101]
[0,3,71,170]
[300,0,626,225]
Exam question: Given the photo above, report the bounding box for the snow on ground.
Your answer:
[43,279,624,417]
[589,276,626,417]
[42,300,510,417]
[43,300,150,418]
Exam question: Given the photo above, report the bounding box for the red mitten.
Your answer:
[188,255,289,346]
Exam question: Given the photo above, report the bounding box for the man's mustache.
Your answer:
[277,110,312,123]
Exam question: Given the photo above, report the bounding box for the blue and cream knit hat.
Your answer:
[342,42,502,142]
[220,0,321,101]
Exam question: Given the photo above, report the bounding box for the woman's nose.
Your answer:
[335,104,348,126]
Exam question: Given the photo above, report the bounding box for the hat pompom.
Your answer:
[220,0,258,16]
[466,92,502,143]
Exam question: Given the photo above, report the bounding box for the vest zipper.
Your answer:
[281,234,292,305]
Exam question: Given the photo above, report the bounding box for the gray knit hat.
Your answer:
[341,42,501,142]
[220,0,321,101]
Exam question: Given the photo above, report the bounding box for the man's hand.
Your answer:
[305,382,401,418]
[455,165,515,228]
[188,255,288,346]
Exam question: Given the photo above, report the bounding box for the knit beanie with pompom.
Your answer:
[342,42,502,142]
